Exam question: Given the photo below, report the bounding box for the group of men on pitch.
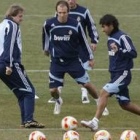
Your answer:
[0,0,139,130]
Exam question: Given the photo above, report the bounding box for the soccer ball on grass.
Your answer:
[61,116,78,131]
[29,131,46,140]
[120,130,138,140]
[94,130,111,140]
[63,130,79,140]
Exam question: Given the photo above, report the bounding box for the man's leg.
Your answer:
[50,87,63,114]
[120,102,140,115]
[83,83,109,116]
[83,82,98,99]
[49,69,64,115]
[95,89,109,119]
[81,87,90,104]
[13,88,35,126]
[0,63,45,128]
[80,60,92,104]
[81,89,109,131]
[48,86,62,103]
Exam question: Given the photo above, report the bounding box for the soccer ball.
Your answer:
[94,130,111,140]
[29,131,46,140]
[61,116,78,131]
[120,130,138,140]
[63,130,79,140]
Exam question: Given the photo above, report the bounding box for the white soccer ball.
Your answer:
[94,130,111,140]
[61,116,78,131]
[120,130,138,140]
[29,131,46,140]
[63,130,79,140]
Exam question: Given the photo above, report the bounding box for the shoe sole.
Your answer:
[82,101,90,104]
[54,112,60,115]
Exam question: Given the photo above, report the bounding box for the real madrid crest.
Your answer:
[77,16,81,22]
[68,30,73,35]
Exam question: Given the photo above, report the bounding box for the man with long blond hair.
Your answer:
[0,4,44,128]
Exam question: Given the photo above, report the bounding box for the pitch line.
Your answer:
[0,14,140,18]
[0,127,139,131]
[26,68,140,73]
[25,14,140,18]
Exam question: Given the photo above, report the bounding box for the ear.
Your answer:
[110,24,114,30]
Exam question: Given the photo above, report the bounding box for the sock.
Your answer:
[58,86,62,95]
[56,97,61,104]
[92,117,99,122]
[81,87,88,97]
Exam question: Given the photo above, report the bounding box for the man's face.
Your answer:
[67,0,77,9]
[12,11,24,24]
[57,5,68,23]
[101,24,114,36]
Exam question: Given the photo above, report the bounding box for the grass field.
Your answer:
[0,0,140,140]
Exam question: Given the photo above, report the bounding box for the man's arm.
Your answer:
[42,20,50,56]
[85,9,99,47]
[78,22,94,60]
[119,35,137,58]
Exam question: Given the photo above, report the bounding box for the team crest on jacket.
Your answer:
[69,30,73,35]
[51,23,55,27]
[77,16,81,22]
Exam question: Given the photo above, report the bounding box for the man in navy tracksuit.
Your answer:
[81,14,140,131]
[42,0,100,115]
[0,4,44,128]
[48,0,100,105]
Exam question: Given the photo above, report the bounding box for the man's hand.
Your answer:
[6,67,12,75]
[89,59,94,69]
[44,50,49,56]
[110,43,118,53]
[91,43,97,52]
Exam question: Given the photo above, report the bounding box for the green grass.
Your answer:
[0,0,140,140]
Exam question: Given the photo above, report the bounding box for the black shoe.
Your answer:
[24,120,45,128]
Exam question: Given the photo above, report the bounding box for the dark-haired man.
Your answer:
[81,14,140,131]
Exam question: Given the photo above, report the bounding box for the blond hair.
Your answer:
[5,4,25,18]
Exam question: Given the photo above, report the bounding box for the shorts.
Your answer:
[49,58,90,88]
[103,70,131,105]
[80,60,92,71]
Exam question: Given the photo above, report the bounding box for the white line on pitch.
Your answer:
[0,14,140,18]
[0,127,139,131]
[26,68,140,73]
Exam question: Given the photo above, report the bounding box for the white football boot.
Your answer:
[35,95,39,99]
[81,118,99,131]
[54,97,63,115]
[48,97,56,103]
[102,107,109,116]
